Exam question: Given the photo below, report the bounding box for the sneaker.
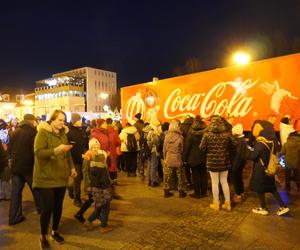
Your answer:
[9,216,26,226]
[40,237,50,249]
[83,220,96,231]
[277,207,290,216]
[189,193,201,199]
[232,195,242,203]
[50,232,64,244]
[74,214,85,223]
[252,207,269,215]
[73,200,84,208]
[100,225,113,233]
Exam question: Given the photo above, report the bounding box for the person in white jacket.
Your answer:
[279,116,295,146]
[119,123,140,177]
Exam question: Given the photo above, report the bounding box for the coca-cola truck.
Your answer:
[121,52,300,130]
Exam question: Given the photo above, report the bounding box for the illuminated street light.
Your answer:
[233,52,251,65]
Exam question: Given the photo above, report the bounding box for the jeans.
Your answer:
[88,201,110,227]
[209,171,230,203]
[9,174,41,224]
[147,155,159,185]
[35,187,66,235]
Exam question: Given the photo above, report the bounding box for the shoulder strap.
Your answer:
[258,140,274,167]
[259,140,274,153]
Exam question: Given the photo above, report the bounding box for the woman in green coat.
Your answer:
[33,110,77,249]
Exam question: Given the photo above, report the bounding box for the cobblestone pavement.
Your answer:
[0,166,300,250]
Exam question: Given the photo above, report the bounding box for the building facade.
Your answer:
[35,67,117,116]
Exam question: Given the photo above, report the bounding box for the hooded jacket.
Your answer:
[163,125,184,168]
[279,132,300,169]
[33,121,74,188]
[183,118,207,167]
[0,143,8,174]
[248,126,277,193]
[119,126,140,152]
[9,120,37,175]
[106,126,121,172]
[279,122,295,146]
[91,127,109,152]
[199,116,236,172]
[67,125,88,165]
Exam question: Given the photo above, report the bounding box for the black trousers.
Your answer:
[285,168,300,190]
[257,192,284,208]
[191,166,208,196]
[232,164,245,195]
[35,187,66,235]
[123,152,138,174]
[68,163,83,202]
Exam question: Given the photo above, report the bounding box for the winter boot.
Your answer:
[209,201,220,211]
[179,190,187,198]
[74,197,93,223]
[221,201,231,211]
[164,190,174,198]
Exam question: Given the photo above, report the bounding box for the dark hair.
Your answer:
[161,122,170,132]
[280,117,290,125]
[106,118,113,125]
[48,110,66,122]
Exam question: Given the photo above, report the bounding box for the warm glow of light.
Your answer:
[23,100,33,106]
[4,104,14,110]
[233,52,251,65]
[100,93,109,99]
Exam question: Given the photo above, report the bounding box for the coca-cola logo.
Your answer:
[125,79,258,121]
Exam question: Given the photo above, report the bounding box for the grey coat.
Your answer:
[163,129,183,168]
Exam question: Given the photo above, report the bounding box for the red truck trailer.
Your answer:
[121,53,300,130]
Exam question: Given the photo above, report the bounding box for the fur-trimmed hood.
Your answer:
[37,121,69,134]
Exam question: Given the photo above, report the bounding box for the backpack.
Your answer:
[259,141,280,176]
[127,133,138,152]
[140,131,152,160]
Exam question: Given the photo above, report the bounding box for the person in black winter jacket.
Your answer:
[183,116,207,198]
[231,124,248,203]
[67,113,89,207]
[180,116,194,189]
[199,115,237,211]
[279,131,300,192]
[8,114,40,225]
[0,142,8,180]
[248,123,289,216]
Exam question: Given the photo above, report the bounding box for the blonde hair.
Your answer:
[48,109,66,122]
[168,119,180,132]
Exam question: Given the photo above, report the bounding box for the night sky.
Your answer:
[1,0,300,92]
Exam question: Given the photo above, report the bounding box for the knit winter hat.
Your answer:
[134,113,142,120]
[23,113,36,121]
[89,138,100,150]
[232,123,244,137]
[71,113,81,124]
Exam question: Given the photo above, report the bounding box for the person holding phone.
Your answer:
[33,110,77,249]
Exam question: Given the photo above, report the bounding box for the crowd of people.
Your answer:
[0,110,298,249]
